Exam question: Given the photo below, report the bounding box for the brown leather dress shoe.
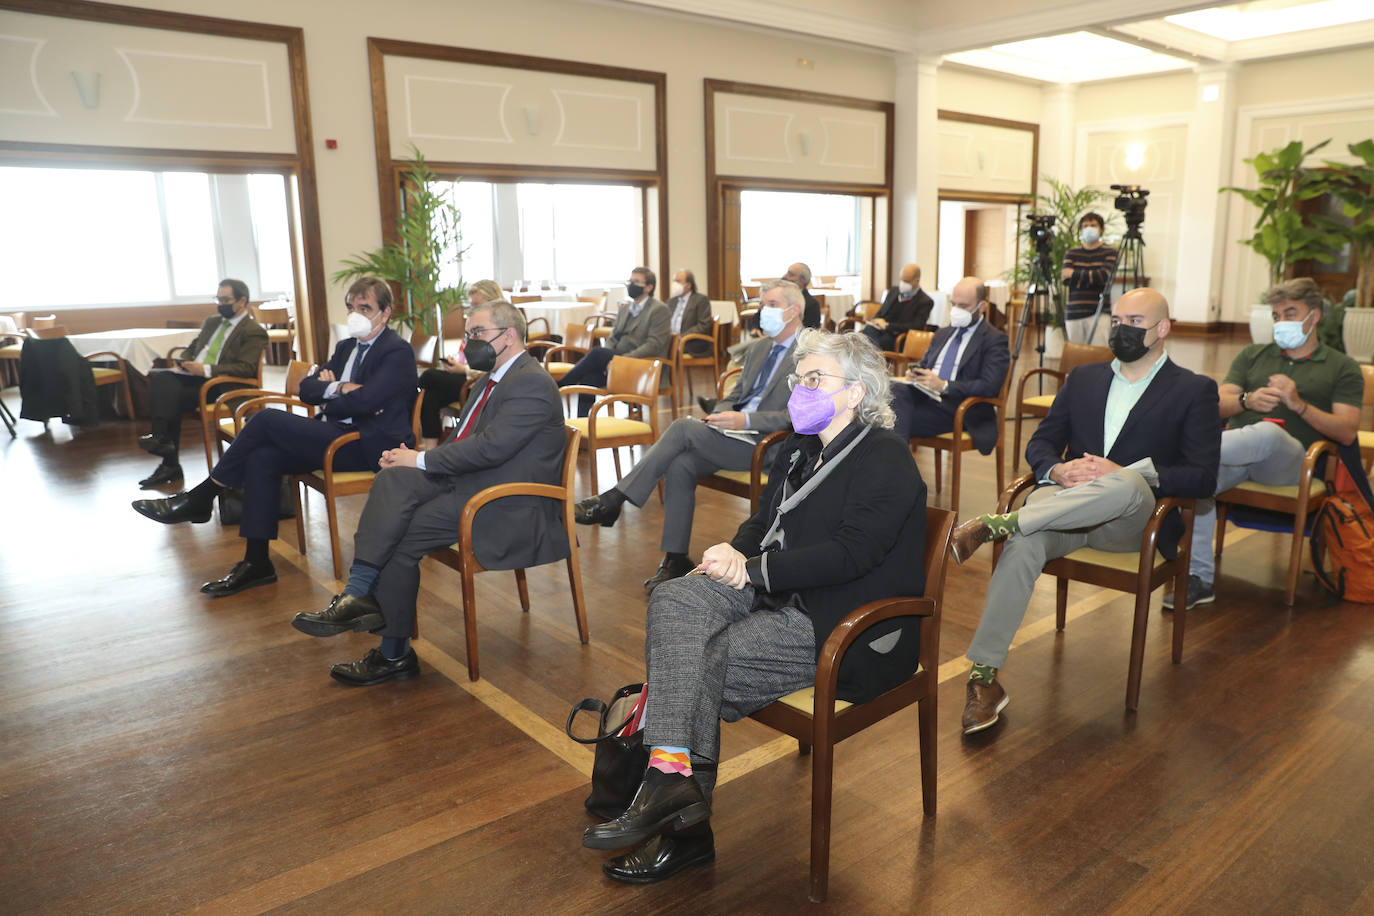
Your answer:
[961,677,1009,735]
[951,517,993,564]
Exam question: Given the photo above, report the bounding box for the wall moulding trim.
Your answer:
[115,48,274,130]
[938,109,1039,198]
[0,34,56,116]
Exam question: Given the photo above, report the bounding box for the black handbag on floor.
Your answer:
[566,683,648,820]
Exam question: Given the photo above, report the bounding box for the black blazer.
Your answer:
[916,320,1010,454]
[298,327,418,452]
[1027,358,1220,499]
[802,290,822,330]
[878,287,935,334]
[734,424,927,704]
[671,291,714,355]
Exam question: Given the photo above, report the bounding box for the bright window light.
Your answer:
[1167,0,1374,42]
[944,31,1191,83]
[247,173,293,297]
[738,190,860,284]
[163,171,217,298]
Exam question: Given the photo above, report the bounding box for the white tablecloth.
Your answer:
[519,299,603,336]
[812,290,855,323]
[68,327,201,375]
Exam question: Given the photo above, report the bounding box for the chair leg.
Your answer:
[808,729,835,903]
[325,490,344,580]
[461,564,481,681]
[1125,588,1152,712]
[933,449,943,495]
[611,447,623,484]
[566,553,590,644]
[514,569,530,611]
[588,444,599,495]
[293,482,307,556]
[1012,412,1023,474]
[1214,502,1229,578]
[1285,504,1309,607]
[949,449,962,516]
[917,691,937,816]
[1171,564,1188,664]
[1056,577,1068,630]
[202,414,216,475]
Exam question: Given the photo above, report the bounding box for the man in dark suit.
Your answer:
[137,278,268,488]
[558,266,670,416]
[784,262,823,329]
[890,275,1009,455]
[665,268,714,356]
[862,262,934,351]
[290,300,568,685]
[951,288,1220,737]
[573,279,804,592]
[132,277,418,597]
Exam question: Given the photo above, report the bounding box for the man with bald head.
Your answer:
[888,276,1009,453]
[951,288,1220,737]
[863,263,934,351]
[783,262,822,329]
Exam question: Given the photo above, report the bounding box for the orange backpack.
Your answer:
[1310,461,1374,604]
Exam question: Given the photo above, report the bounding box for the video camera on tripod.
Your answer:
[1083,185,1150,343]
[1111,184,1149,235]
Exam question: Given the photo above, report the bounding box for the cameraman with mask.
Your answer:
[1061,212,1117,344]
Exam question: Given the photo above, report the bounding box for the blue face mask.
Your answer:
[1273,313,1312,351]
[1080,226,1101,244]
[758,305,786,337]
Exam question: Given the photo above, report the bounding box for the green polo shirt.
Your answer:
[1223,342,1364,448]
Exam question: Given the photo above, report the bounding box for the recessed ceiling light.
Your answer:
[1167,0,1374,42]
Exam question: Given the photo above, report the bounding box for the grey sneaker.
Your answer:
[1162,575,1214,610]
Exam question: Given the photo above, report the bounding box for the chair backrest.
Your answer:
[32,314,57,330]
[858,300,883,321]
[919,505,957,672]
[165,318,201,329]
[717,365,742,400]
[904,330,933,360]
[30,325,67,339]
[578,294,607,309]
[606,355,663,398]
[560,424,581,496]
[285,359,313,397]
[1360,364,1374,409]
[442,306,466,339]
[256,306,290,326]
[560,322,593,351]
[511,295,541,304]
[585,311,617,330]
[1060,342,1113,375]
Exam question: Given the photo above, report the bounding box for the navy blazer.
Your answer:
[298,327,418,451]
[1027,358,1220,499]
[916,320,1010,454]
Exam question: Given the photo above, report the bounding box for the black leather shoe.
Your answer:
[330,648,420,686]
[603,825,715,884]
[582,777,711,850]
[138,463,184,488]
[696,396,718,414]
[574,494,623,527]
[132,492,213,525]
[138,433,178,458]
[292,593,385,637]
[643,554,696,593]
[201,560,277,598]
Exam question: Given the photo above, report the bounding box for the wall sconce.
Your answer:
[522,105,540,136]
[797,132,811,157]
[72,70,101,109]
[1124,141,1146,173]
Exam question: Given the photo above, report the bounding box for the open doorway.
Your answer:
[937,196,1027,293]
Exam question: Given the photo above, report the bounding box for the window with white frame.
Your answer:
[738,189,862,284]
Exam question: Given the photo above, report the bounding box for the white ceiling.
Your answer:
[608,0,1374,83]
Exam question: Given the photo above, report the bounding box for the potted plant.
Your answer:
[334,147,467,358]
[1318,139,1374,361]
[1220,139,1345,343]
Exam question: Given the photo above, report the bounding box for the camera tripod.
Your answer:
[1085,223,1146,344]
[1011,248,1061,374]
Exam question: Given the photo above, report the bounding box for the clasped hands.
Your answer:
[379,443,419,469]
[1245,374,1300,413]
[696,543,750,590]
[1051,453,1123,489]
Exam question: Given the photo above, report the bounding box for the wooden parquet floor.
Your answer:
[4,332,1374,914]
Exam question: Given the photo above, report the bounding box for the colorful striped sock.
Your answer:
[647,745,693,777]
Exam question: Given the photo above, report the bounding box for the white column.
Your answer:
[1038,82,1078,195]
[893,53,941,285]
[1173,64,1239,325]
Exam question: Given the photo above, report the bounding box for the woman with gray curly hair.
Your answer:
[580,328,927,885]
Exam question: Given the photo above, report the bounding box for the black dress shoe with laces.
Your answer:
[574,494,623,527]
[201,560,277,598]
[603,825,715,884]
[582,777,711,850]
[139,463,184,488]
[138,433,178,458]
[132,492,213,525]
[330,648,420,686]
[292,593,385,637]
[643,554,696,593]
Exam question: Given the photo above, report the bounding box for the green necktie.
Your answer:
[204,319,231,364]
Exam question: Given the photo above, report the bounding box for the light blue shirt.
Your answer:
[740,330,797,425]
[415,352,520,471]
[1103,349,1169,455]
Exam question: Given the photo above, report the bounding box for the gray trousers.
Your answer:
[615,417,758,554]
[1191,422,1306,582]
[352,467,468,639]
[641,575,816,804]
[965,470,1155,669]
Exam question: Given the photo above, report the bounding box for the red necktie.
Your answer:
[452,378,496,442]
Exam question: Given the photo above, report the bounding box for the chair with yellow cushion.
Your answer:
[674,316,729,407]
[30,325,133,418]
[747,506,955,903]
[201,356,306,471]
[1011,342,1113,474]
[1213,438,1336,606]
[529,323,593,385]
[563,355,663,494]
[880,329,933,376]
[834,300,882,334]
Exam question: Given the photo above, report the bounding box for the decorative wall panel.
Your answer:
[713,91,886,185]
[936,117,1035,196]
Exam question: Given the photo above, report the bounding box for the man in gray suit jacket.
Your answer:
[665,268,714,356]
[573,280,803,591]
[558,266,671,416]
[291,300,568,686]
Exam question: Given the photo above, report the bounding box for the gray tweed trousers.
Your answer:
[641,574,816,804]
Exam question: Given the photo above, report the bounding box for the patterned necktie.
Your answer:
[937,328,966,380]
[452,378,497,442]
[735,343,785,410]
[204,319,231,364]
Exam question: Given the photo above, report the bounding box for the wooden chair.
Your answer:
[910,364,1011,515]
[1359,364,1373,472]
[562,356,663,494]
[674,316,728,406]
[201,357,307,470]
[741,284,761,301]
[1213,439,1336,606]
[426,426,589,681]
[697,428,790,514]
[1011,342,1113,473]
[659,335,680,421]
[748,505,956,903]
[289,393,424,579]
[835,300,882,334]
[880,329,933,375]
[515,307,552,342]
[530,323,593,387]
[585,311,618,344]
[29,326,133,417]
[992,474,1196,711]
[256,305,295,365]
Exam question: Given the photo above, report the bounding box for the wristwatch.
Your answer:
[1239,390,1249,410]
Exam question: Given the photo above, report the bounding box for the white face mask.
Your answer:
[898,280,914,294]
[346,310,379,339]
[669,281,685,299]
[949,306,975,328]
[1080,226,1101,244]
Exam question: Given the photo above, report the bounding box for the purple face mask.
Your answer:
[787,384,850,435]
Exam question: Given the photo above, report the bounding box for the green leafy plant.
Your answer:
[1005,177,1116,327]
[1221,139,1345,287]
[1318,139,1374,308]
[333,147,467,350]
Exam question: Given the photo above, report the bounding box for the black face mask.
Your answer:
[626,282,646,300]
[1108,322,1151,363]
[217,303,236,319]
[465,336,507,372]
